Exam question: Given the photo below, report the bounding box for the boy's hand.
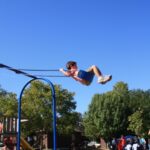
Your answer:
[59,68,64,72]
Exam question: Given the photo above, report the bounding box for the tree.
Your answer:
[128,109,143,135]
[21,81,81,136]
[83,82,150,141]
[0,86,18,118]
[128,89,150,135]
[83,82,132,141]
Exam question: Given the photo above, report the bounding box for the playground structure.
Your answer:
[1,117,17,135]
[0,117,36,150]
[0,64,57,150]
[20,137,34,150]
[0,117,17,150]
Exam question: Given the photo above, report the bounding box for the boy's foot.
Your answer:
[98,75,112,84]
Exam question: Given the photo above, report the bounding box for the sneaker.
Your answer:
[98,75,112,84]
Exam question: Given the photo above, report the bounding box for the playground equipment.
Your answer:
[0,117,17,150]
[0,64,57,150]
[20,137,34,150]
[0,117,36,150]
[17,78,56,150]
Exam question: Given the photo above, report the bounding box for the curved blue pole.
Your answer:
[17,78,56,150]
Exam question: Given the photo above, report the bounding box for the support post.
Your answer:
[17,78,56,150]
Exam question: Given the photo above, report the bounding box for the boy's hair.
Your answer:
[66,61,77,70]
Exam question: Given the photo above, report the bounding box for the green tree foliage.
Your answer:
[0,86,18,118]
[21,81,81,136]
[0,82,82,137]
[83,82,150,140]
[128,89,150,135]
[128,109,143,135]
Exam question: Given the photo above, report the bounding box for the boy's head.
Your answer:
[66,61,77,70]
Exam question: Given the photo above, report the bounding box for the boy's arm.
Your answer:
[72,76,88,85]
[60,69,82,81]
[59,68,85,84]
[71,76,82,82]
[59,68,71,76]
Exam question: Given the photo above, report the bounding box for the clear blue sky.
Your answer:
[0,0,150,114]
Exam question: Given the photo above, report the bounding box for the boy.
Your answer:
[59,61,112,86]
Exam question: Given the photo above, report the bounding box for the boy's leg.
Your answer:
[87,65,112,84]
[87,65,102,77]
[98,75,112,84]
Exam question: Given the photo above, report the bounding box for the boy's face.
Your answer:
[70,64,77,70]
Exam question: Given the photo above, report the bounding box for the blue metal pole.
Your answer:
[17,78,56,150]
[17,92,21,150]
[43,78,56,150]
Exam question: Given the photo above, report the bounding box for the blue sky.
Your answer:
[0,0,150,114]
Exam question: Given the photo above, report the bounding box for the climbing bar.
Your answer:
[19,69,60,72]
[0,63,37,79]
[0,63,68,78]
[33,75,68,77]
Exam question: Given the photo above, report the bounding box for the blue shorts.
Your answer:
[77,70,94,84]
